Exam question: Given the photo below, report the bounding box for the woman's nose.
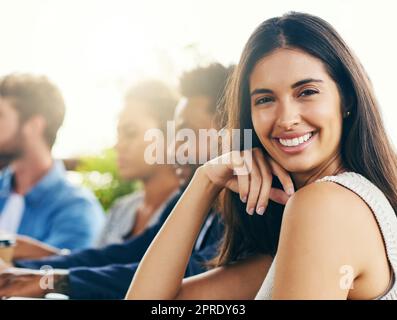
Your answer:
[275,100,301,130]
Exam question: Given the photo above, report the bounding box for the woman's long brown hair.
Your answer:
[212,11,397,266]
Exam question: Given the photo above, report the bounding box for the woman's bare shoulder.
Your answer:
[279,179,383,273]
[273,179,389,299]
[285,179,374,223]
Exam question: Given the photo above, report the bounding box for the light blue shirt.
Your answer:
[0,161,105,250]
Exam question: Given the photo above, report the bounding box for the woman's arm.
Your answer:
[126,168,220,299]
[177,254,273,300]
[126,149,293,299]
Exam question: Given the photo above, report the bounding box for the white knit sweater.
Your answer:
[255,171,397,300]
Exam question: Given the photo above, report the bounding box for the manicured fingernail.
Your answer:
[256,207,265,215]
[247,207,254,215]
[241,196,247,203]
[287,187,295,196]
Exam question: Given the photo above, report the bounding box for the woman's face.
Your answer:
[250,48,344,175]
[115,102,160,181]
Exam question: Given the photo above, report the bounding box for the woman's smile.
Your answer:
[272,130,318,155]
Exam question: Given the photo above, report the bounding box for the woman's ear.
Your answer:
[342,94,355,119]
[343,110,351,119]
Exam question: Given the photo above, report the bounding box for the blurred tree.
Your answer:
[73,148,141,211]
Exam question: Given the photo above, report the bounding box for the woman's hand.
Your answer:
[202,148,294,215]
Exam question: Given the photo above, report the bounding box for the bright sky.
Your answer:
[1,0,396,158]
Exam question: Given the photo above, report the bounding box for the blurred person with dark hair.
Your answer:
[0,64,231,299]
[97,80,180,246]
[175,63,234,185]
[0,74,105,251]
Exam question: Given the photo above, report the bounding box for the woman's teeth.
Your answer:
[279,132,313,147]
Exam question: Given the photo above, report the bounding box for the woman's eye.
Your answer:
[255,96,274,105]
[299,89,319,97]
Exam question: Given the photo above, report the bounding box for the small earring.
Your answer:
[344,111,351,118]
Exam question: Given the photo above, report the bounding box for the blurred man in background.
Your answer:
[0,74,105,250]
[173,63,232,185]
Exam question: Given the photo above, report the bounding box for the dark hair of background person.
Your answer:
[124,80,178,132]
[0,73,66,148]
[179,63,234,126]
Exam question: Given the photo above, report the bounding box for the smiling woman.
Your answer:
[125,11,397,300]
[218,11,397,299]
[249,48,345,177]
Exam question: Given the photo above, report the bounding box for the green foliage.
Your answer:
[75,148,141,211]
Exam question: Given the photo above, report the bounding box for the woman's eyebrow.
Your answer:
[250,78,323,96]
[291,78,323,89]
[250,88,273,96]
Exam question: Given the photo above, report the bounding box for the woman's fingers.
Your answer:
[225,149,294,213]
[252,148,272,215]
[230,150,250,203]
[244,151,262,215]
[269,187,290,205]
[267,157,295,196]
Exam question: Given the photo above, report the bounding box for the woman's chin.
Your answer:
[275,159,317,174]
